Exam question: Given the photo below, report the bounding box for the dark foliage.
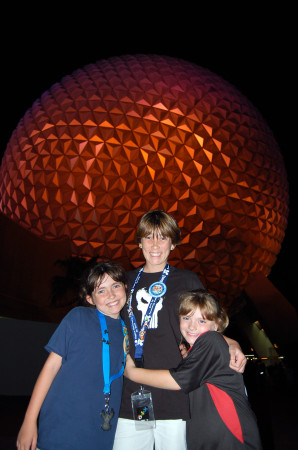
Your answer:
[51,256,99,307]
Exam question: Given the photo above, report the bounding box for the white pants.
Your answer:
[112,418,187,450]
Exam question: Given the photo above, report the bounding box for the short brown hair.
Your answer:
[78,260,126,306]
[178,289,229,332]
[136,210,181,245]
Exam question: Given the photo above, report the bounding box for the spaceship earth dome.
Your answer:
[0,54,289,305]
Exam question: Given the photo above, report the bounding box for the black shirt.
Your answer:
[171,331,263,449]
[119,266,204,420]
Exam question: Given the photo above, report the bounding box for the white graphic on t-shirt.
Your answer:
[136,287,164,329]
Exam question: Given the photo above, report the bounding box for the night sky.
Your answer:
[1,6,296,310]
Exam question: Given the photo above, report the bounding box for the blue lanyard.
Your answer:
[127,263,170,362]
[97,310,127,395]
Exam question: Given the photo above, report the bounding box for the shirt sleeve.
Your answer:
[170,332,226,393]
[44,309,75,358]
[194,276,205,290]
[186,270,205,291]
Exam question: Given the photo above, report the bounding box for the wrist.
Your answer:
[23,409,38,424]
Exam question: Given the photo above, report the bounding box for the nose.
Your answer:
[107,289,116,299]
[151,238,159,247]
[188,320,197,331]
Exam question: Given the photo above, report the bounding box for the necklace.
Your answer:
[127,263,170,366]
[97,310,127,431]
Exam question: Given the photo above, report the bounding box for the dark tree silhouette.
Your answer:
[51,256,98,307]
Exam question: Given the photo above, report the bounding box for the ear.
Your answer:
[213,322,219,331]
[86,295,94,306]
[139,243,142,248]
[171,244,176,250]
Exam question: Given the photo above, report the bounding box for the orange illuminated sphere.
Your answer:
[0,55,289,305]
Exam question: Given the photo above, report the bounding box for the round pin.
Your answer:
[149,281,167,298]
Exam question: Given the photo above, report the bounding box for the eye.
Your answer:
[182,316,190,321]
[96,286,107,294]
[98,289,105,295]
[160,235,168,241]
[199,319,206,324]
[113,283,122,289]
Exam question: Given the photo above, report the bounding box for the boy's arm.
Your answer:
[223,336,247,373]
[124,354,180,390]
[16,352,62,450]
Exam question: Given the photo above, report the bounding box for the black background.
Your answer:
[1,5,296,310]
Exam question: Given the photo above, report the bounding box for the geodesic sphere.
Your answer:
[0,54,289,305]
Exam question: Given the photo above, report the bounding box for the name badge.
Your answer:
[148,281,167,298]
[131,387,155,430]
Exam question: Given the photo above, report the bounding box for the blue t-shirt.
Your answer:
[37,307,125,450]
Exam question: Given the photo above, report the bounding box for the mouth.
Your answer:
[186,332,200,338]
[106,299,121,308]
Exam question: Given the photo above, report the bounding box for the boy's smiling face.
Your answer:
[140,231,175,273]
[86,274,126,318]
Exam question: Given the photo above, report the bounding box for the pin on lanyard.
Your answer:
[127,263,170,366]
[97,310,127,431]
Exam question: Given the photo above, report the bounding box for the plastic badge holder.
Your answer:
[131,386,156,430]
